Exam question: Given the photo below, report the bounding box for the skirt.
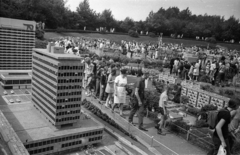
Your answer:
[114,87,126,104]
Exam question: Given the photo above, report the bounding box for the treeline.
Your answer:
[1,0,240,41]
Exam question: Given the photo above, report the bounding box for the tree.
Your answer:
[99,9,116,29]
[76,0,97,30]
[120,17,135,32]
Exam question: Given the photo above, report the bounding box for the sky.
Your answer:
[66,0,240,21]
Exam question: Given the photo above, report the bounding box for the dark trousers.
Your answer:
[128,104,146,128]
[170,66,173,74]
[129,105,139,123]
[99,84,106,100]
[228,133,235,152]
[95,79,100,96]
[207,135,231,155]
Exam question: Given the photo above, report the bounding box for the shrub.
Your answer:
[201,85,215,92]
[128,30,139,38]
[199,75,210,83]
[99,29,107,34]
[224,89,234,96]
[201,104,217,112]
[180,95,189,104]
[148,32,156,38]
[56,27,66,33]
[35,29,44,40]
[145,90,160,110]
[186,107,201,116]
[35,39,48,48]
[206,37,217,44]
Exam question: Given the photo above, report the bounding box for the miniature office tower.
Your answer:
[0,17,36,71]
[32,47,84,127]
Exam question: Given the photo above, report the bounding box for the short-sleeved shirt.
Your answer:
[135,78,145,101]
[159,91,168,108]
[214,109,231,139]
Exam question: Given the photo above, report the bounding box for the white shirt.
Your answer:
[210,63,216,71]
[159,91,168,108]
[100,43,103,49]
[67,48,73,54]
[174,60,179,66]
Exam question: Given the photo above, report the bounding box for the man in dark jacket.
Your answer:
[128,70,149,131]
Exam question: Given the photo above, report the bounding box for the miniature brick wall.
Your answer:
[181,83,229,110]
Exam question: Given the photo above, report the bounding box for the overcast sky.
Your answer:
[66,0,240,21]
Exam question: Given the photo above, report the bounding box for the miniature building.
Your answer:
[0,17,36,71]
[0,72,31,89]
[32,47,84,127]
[1,103,104,155]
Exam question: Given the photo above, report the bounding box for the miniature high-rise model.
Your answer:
[32,45,84,127]
[0,17,36,71]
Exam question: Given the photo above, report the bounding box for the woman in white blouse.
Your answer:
[111,68,128,117]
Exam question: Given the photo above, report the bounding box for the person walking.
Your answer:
[105,69,116,108]
[99,69,107,101]
[95,67,103,98]
[128,70,149,131]
[84,57,94,96]
[111,68,128,117]
[207,99,237,155]
[218,61,226,87]
[157,86,170,134]
[193,60,200,81]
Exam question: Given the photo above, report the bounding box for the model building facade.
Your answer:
[32,47,84,127]
[0,17,35,71]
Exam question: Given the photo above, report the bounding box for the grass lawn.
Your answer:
[44,32,240,50]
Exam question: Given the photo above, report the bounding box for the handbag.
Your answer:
[217,145,226,155]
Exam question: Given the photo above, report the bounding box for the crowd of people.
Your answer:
[51,36,240,154]
[169,51,240,87]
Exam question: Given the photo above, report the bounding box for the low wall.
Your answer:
[0,111,29,155]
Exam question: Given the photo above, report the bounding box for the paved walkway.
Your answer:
[83,94,206,155]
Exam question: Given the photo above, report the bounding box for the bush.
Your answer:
[224,89,234,96]
[99,29,107,34]
[201,85,215,92]
[186,107,201,116]
[148,32,156,38]
[180,95,189,104]
[199,75,210,83]
[145,90,160,110]
[206,37,217,44]
[35,29,45,40]
[35,39,48,48]
[56,27,66,33]
[201,104,217,112]
[128,30,139,38]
